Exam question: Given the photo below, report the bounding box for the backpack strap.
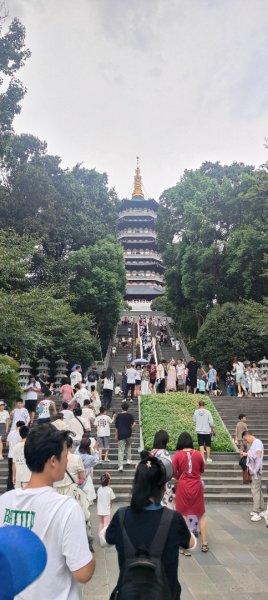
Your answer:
[74,415,86,433]
[149,507,174,558]
[118,507,138,558]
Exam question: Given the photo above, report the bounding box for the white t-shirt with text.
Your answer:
[13,441,31,485]
[7,430,21,458]
[0,486,92,600]
[94,415,113,437]
[0,409,9,424]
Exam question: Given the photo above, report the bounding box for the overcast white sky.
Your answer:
[7,0,268,198]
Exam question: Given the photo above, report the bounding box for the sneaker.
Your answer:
[0,456,3,461]
[259,511,267,518]
[251,514,262,522]
[250,511,258,516]
[206,458,213,463]
[130,399,133,403]
[127,460,133,465]
[104,458,110,462]
[118,466,123,472]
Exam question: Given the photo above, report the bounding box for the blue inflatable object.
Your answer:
[0,526,47,599]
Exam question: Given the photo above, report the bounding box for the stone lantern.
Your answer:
[258,357,268,396]
[19,359,32,391]
[243,359,250,368]
[55,358,68,389]
[36,357,50,379]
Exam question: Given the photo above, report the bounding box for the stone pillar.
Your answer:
[258,357,268,396]
[54,358,68,389]
[36,357,50,379]
[19,359,32,391]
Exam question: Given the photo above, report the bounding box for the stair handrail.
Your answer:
[165,321,191,363]
[103,338,113,371]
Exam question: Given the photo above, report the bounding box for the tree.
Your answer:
[197,301,268,375]
[69,236,126,348]
[158,162,268,335]
[0,354,21,407]
[0,288,99,368]
[0,15,30,151]
[0,229,38,291]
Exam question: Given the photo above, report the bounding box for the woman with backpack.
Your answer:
[102,455,196,600]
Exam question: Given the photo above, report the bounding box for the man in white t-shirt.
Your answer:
[126,364,137,402]
[68,407,89,443]
[70,365,82,389]
[241,431,265,522]
[25,376,41,424]
[73,382,90,408]
[0,424,95,599]
[232,357,247,397]
[37,395,56,423]
[13,426,31,488]
[82,399,95,431]
[6,420,24,490]
[10,399,30,431]
[61,402,74,423]
[94,407,115,463]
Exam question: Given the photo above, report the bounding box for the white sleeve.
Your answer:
[62,503,92,572]
[110,488,116,501]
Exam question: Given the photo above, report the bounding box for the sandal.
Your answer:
[201,544,209,552]
[180,550,192,557]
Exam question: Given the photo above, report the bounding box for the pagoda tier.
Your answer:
[118,158,165,305]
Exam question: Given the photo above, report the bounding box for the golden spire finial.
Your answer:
[132,156,144,197]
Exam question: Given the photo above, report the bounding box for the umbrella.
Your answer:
[134,358,149,365]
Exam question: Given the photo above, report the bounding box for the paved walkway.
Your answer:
[82,503,268,600]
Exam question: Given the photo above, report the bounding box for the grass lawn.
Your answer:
[140,393,235,452]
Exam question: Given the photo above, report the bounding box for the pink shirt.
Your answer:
[60,384,73,402]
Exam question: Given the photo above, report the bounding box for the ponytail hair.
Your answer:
[131,455,165,511]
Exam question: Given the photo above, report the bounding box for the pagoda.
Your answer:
[118,158,165,310]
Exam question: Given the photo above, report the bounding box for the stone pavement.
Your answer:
[82,503,268,600]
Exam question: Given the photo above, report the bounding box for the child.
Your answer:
[226,372,236,396]
[97,472,115,536]
[197,377,206,394]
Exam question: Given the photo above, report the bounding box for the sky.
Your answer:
[6,0,268,199]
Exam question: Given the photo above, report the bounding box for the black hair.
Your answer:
[105,367,114,380]
[131,455,165,511]
[19,425,29,439]
[16,399,24,403]
[99,406,105,414]
[24,424,69,472]
[61,377,70,385]
[238,414,246,420]
[83,399,90,406]
[16,420,25,428]
[199,400,205,407]
[121,402,129,411]
[176,431,194,451]
[78,438,91,454]
[62,402,69,410]
[242,430,251,438]
[66,435,73,449]
[91,385,95,391]
[153,430,169,449]
[74,407,82,416]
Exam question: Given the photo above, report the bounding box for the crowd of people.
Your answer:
[0,326,267,599]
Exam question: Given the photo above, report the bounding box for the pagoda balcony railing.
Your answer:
[119,209,156,219]
[127,274,164,284]
[127,281,164,291]
[118,229,157,240]
[124,250,162,260]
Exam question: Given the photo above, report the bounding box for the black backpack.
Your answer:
[88,372,96,382]
[111,507,174,600]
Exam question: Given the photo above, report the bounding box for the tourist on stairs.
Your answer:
[172,432,208,553]
[193,400,214,462]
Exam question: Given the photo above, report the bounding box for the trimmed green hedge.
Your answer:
[141,393,234,452]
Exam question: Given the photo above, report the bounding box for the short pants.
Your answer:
[97,436,109,450]
[197,433,211,447]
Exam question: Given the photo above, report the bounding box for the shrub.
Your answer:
[0,355,21,408]
[141,393,234,452]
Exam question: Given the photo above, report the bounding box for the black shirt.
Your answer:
[186,361,201,379]
[106,506,191,599]
[115,412,134,440]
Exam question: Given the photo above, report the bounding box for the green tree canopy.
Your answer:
[197,301,268,375]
